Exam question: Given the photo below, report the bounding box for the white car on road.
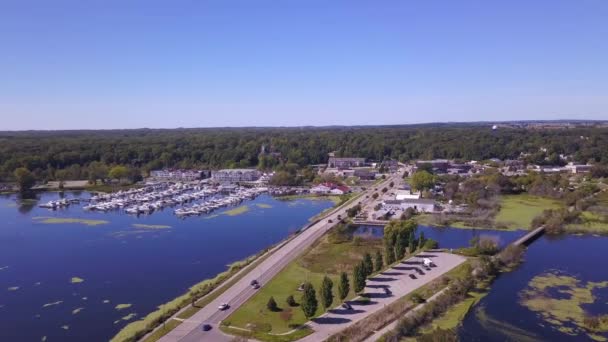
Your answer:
[218,303,229,310]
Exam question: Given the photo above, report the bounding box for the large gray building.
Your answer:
[211,169,261,183]
[328,157,366,169]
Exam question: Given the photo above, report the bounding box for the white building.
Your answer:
[395,189,421,200]
[383,199,438,213]
[211,169,261,183]
[149,169,206,181]
[310,185,331,194]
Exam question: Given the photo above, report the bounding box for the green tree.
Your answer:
[300,283,318,318]
[267,296,278,312]
[418,231,426,250]
[374,250,384,272]
[353,263,366,293]
[395,238,405,259]
[338,272,350,301]
[363,253,374,277]
[286,295,297,307]
[372,193,379,200]
[320,276,334,309]
[409,234,417,254]
[385,244,396,265]
[108,165,129,181]
[411,170,435,192]
[14,167,36,192]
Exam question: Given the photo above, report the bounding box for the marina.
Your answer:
[37,183,268,218]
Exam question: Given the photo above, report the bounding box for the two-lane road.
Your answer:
[159,176,397,342]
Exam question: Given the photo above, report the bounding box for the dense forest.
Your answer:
[1,124,608,183]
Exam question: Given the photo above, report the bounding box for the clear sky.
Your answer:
[1,0,607,130]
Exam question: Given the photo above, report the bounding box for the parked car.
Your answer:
[341,302,353,310]
[218,303,229,310]
[327,219,333,223]
[201,324,212,331]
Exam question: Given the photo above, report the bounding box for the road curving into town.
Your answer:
[158,176,397,342]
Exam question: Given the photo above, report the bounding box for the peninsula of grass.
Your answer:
[566,211,608,235]
[223,225,382,337]
[33,217,109,226]
[132,224,172,230]
[495,194,561,229]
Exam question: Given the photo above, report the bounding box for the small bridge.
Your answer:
[512,225,546,247]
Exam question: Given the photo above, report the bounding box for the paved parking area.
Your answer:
[300,251,466,342]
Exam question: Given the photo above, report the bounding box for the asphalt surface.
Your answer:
[159,176,397,342]
[299,251,466,342]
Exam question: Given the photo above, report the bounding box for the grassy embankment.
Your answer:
[417,194,562,231]
[566,191,608,235]
[221,224,382,341]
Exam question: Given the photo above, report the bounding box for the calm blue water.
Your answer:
[0,192,333,342]
[459,234,608,341]
[354,225,526,249]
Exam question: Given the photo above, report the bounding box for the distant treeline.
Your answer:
[1,125,608,182]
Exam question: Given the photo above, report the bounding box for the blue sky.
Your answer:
[1,0,607,130]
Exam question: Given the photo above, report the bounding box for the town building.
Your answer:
[415,159,449,173]
[328,157,366,169]
[353,169,377,180]
[149,169,209,181]
[383,199,438,213]
[211,169,261,183]
[564,162,593,174]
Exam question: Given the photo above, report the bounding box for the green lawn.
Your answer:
[224,231,382,335]
[495,195,562,229]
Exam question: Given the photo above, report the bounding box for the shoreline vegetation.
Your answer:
[112,250,269,342]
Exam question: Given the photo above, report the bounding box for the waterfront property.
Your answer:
[149,169,209,181]
[211,169,261,183]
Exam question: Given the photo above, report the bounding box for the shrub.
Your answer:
[410,293,425,304]
[286,295,297,307]
[267,296,279,312]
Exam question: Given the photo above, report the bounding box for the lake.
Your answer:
[0,192,333,342]
[459,234,608,341]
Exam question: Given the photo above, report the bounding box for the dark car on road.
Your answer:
[250,279,259,286]
[409,274,417,279]
[341,302,353,310]
[201,324,212,331]
[383,287,392,295]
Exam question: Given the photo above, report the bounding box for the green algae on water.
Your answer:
[115,303,132,311]
[42,301,63,308]
[222,205,249,216]
[33,216,109,226]
[519,270,608,337]
[132,224,171,229]
[70,277,84,283]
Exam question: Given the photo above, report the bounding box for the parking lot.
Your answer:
[300,251,466,342]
